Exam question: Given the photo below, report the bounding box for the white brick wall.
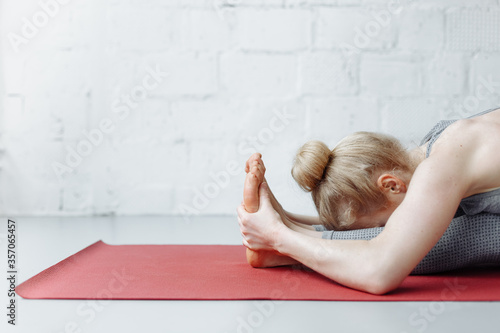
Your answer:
[314,7,396,50]
[1,0,500,217]
[398,9,444,51]
[360,54,422,97]
[220,52,298,97]
[235,8,310,51]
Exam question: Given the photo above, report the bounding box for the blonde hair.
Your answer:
[291,132,415,230]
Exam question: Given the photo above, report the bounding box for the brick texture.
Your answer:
[1,0,499,216]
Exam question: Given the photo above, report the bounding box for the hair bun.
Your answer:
[292,140,332,192]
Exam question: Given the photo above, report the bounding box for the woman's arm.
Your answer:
[274,159,467,294]
[239,158,468,294]
[239,122,492,293]
[285,211,320,226]
[282,218,323,237]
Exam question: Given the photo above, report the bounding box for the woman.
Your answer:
[237,108,500,294]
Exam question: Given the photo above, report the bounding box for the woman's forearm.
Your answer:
[275,226,402,294]
[283,218,323,238]
[285,211,321,226]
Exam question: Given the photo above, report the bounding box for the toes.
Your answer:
[252,167,266,186]
[245,153,262,173]
[253,152,262,161]
[251,165,263,181]
[256,161,266,177]
[248,171,261,187]
[247,171,256,181]
[243,153,266,213]
[251,157,266,176]
[243,173,260,213]
[245,153,261,172]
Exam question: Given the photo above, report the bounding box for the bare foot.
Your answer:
[245,153,290,221]
[243,153,263,214]
[243,153,299,268]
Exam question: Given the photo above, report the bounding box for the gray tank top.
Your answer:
[419,108,500,217]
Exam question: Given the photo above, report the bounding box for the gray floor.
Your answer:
[2,216,500,333]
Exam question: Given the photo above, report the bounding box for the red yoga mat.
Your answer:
[16,240,500,301]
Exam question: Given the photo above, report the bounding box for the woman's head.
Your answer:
[291,132,416,230]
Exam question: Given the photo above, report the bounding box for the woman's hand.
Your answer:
[237,182,287,251]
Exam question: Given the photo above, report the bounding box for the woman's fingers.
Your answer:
[237,205,258,249]
[236,203,248,218]
[237,206,252,237]
[238,216,251,248]
[237,196,279,251]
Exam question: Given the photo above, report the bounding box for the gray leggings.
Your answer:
[314,213,500,274]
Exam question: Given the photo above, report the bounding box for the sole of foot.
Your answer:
[243,155,297,267]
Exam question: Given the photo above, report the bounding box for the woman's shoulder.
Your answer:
[426,109,500,196]
[430,110,500,151]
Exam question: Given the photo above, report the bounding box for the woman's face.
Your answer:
[352,196,405,229]
[352,179,409,229]
[353,208,394,229]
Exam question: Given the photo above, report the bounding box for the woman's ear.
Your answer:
[377,173,407,194]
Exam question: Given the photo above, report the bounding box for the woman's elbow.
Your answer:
[363,278,400,295]
[360,264,406,295]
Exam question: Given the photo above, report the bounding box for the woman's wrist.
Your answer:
[281,213,295,229]
[284,210,295,222]
[273,221,295,255]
